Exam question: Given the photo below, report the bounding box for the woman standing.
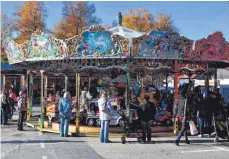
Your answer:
[59,92,72,137]
[17,91,26,131]
[98,91,111,143]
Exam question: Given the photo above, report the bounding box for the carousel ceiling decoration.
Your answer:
[2,24,229,73]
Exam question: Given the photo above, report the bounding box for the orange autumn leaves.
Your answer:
[14,1,47,44]
[122,8,177,33]
[3,1,177,43]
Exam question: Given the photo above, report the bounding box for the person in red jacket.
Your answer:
[9,89,17,118]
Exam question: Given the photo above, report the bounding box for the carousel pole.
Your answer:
[126,37,133,122]
[26,70,33,121]
[205,64,209,98]
[44,74,48,99]
[174,60,179,103]
[214,68,217,92]
[65,74,68,92]
[40,70,45,128]
[75,72,80,135]
[165,74,168,93]
[20,74,26,91]
[2,74,6,89]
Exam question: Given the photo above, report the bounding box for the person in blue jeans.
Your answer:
[98,91,111,143]
[59,92,72,137]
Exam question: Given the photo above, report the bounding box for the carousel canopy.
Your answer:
[1,62,21,71]
[2,25,229,74]
[108,26,146,38]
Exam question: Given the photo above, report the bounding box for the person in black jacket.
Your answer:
[174,83,191,146]
[138,95,156,142]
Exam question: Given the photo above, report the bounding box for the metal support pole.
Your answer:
[20,74,25,91]
[65,74,68,92]
[75,73,80,135]
[214,68,217,92]
[126,71,131,121]
[165,74,168,93]
[2,75,6,89]
[26,71,31,121]
[174,60,179,103]
[44,75,48,99]
[205,64,209,98]
[40,70,45,128]
[126,37,133,121]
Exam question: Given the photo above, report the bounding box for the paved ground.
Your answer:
[1,110,229,159]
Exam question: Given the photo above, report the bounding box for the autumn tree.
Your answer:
[1,14,15,62]
[123,8,178,33]
[1,14,14,42]
[52,1,102,38]
[13,1,47,43]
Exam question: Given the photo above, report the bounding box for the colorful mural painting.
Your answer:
[2,27,229,65]
[136,31,193,59]
[28,34,63,58]
[192,32,229,61]
[75,31,114,56]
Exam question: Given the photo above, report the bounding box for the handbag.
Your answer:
[189,120,198,135]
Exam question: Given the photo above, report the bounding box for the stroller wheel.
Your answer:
[121,137,126,144]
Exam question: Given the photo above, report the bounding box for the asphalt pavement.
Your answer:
[1,111,229,159]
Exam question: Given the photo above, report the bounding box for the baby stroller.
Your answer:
[118,108,142,144]
[212,113,229,143]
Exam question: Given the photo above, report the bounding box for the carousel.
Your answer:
[2,13,229,136]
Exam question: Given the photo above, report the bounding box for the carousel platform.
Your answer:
[26,120,174,138]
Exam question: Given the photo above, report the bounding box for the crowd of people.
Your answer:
[1,81,229,145]
[1,88,27,131]
[174,83,229,146]
[1,88,17,125]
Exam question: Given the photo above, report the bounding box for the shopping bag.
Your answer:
[189,120,198,135]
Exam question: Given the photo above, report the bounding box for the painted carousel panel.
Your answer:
[72,31,126,57]
[27,34,66,59]
[136,31,193,59]
[2,37,26,64]
[192,32,229,62]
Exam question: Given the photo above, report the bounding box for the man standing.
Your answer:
[98,91,111,143]
[1,89,8,125]
[17,91,26,130]
[138,95,156,143]
[59,92,72,137]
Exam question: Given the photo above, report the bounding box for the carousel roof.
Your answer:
[2,26,229,74]
[108,26,146,38]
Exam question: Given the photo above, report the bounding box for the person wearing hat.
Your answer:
[17,91,26,130]
[98,91,111,143]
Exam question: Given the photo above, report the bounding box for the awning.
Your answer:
[108,26,146,38]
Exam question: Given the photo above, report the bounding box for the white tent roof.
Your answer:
[108,26,146,38]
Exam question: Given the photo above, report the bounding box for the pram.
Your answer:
[212,113,229,143]
[118,108,142,144]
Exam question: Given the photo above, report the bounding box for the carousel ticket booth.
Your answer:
[3,16,229,136]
